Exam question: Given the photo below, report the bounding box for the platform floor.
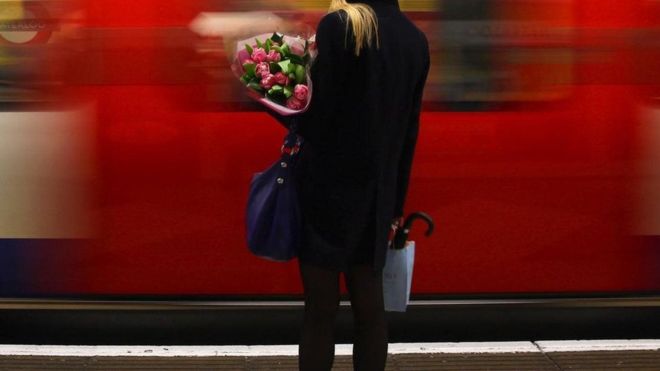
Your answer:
[1,341,659,370]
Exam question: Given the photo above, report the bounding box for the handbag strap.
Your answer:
[289,117,299,134]
[281,117,303,157]
[275,118,304,186]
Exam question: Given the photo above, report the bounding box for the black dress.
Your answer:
[273,0,430,272]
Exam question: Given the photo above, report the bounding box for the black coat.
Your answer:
[271,0,430,272]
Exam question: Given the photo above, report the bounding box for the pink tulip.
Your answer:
[294,84,309,101]
[238,49,252,65]
[255,62,270,78]
[266,50,281,62]
[274,72,289,86]
[286,97,304,110]
[260,74,276,90]
[251,47,268,63]
[290,43,305,56]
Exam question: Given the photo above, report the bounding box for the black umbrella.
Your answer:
[391,212,434,250]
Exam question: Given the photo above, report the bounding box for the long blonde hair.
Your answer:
[329,0,380,56]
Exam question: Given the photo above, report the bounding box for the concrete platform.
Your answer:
[1,341,660,370]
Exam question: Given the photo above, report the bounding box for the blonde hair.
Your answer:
[329,0,380,56]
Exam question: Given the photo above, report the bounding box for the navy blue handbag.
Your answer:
[246,121,303,262]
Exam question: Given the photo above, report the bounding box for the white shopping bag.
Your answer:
[382,241,415,312]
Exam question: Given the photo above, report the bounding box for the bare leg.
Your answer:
[345,264,388,371]
[298,260,341,371]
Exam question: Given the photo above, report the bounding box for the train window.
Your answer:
[437,0,574,108]
[191,0,574,111]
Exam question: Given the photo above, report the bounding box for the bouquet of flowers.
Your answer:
[231,32,316,116]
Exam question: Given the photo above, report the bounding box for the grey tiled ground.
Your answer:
[2,350,660,370]
[2,351,658,370]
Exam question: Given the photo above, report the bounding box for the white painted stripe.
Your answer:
[0,345,296,358]
[537,339,660,352]
[0,342,537,357]
[388,342,539,354]
[0,341,658,357]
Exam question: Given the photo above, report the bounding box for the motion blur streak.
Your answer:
[0,0,658,298]
[0,107,96,238]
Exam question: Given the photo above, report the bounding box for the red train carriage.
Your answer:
[1,1,658,327]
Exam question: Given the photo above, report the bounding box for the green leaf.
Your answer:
[278,59,291,75]
[266,87,286,104]
[295,64,305,84]
[287,63,299,77]
[247,82,264,92]
[280,43,290,57]
[255,38,263,48]
[269,62,282,74]
[243,62,256,78]
[283,86,293,98]
[265,38,272,53]
[288,53,304,65]
[245,44,253,54]
[266,95,285,105]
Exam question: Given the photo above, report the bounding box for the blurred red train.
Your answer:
[1,0,659,304]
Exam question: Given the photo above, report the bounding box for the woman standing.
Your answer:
[274,0,429,369]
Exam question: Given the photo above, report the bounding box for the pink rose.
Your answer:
[273,72,289,86]
[255,62,270,78]
[294,84,309,101]
[286,97,304,110]
[251,47,268,63]
[266,50,281,62]
[260,74,276,90]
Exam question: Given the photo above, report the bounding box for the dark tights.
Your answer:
[298,260,388,371]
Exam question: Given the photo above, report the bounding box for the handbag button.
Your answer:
[276,177,285,184]
[280,162,288,168]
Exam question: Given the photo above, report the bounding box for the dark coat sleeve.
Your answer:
[266,11,350,141]
[393,34,430,218]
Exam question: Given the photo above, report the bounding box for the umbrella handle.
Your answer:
[402,211,435,237]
